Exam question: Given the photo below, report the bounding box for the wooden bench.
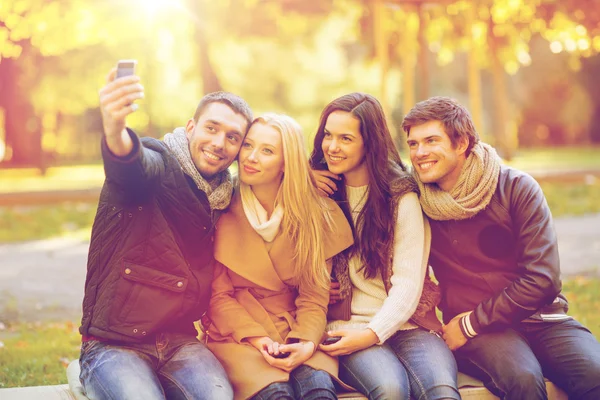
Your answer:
[0,360,568,399]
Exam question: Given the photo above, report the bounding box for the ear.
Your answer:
[456,136,469,157]
[185,118,195,139]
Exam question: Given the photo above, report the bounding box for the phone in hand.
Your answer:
[116,60,137,79]
[272,352,291,359]
[322,336,342,346]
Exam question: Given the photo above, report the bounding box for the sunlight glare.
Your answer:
[143,0,180,17]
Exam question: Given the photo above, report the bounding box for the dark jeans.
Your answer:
[79,332,233,400]
[455,318,600,400]
[251,365,336,400]
[339,328,460,400]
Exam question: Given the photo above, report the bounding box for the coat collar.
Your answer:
[214,191,287,291]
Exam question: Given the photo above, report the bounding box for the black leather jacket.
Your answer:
[79,129,217,343]
[429,165,569,334]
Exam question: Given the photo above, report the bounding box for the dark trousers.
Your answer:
[455,318,600,400]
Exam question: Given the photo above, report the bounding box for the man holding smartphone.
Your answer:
[78,65,252,399]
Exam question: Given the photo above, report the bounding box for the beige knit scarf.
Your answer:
[163,127,233,211]
[415,142,502,221]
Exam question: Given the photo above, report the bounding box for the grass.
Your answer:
[562,277,600,336]
[0,322,81,388]
[0,165,105,193]
[540,180,600,216]
[506,146,600,172]
[0,278,597,388]
[0,203,97,243]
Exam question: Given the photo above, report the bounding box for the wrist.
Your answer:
[361,328,379,346]
[459,312,478,339]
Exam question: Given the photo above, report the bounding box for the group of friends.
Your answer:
[76,68,600,400]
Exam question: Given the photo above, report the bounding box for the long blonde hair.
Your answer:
[251,113,334,290]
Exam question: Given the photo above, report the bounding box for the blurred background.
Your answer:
[1,0,600,388]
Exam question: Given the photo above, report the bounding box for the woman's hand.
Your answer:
[247,336,278,362]
[267,340,316,372]
[311,170,341,197]
[318,329,379,357]
[247,337,316,372]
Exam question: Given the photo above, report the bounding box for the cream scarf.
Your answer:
[163,127,233,210]
[240,183,284,242]
[415,142,502,221]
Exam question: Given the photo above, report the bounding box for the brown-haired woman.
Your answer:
[311,93,460,400]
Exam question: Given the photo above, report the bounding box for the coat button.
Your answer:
[112,206,116,211]
[142,331,147,336]
[118,213,122,218]
[177,282,183,288]
[125,268,131,274]
[128,213,133,218]
[133,329,138,333]
[138,206,143,211]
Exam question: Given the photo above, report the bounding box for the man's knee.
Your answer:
[501,369,546,399]
[567,361,600,400]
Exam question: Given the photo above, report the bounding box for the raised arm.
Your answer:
[99,69,166,195]
[99,68,143,157]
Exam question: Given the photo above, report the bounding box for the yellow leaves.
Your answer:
[593,36,600,52]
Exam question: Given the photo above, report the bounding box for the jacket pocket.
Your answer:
[109,260,188,339]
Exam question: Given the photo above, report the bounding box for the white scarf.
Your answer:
[240,183,284,242]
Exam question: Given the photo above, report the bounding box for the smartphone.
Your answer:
[116,60,137,79]
[322,336,342,345]
[272,352,291,359]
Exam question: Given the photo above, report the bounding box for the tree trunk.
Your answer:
[417,5,429,101]
[188,1,223,94]
[0,55,43,170]
[488,25,513,160]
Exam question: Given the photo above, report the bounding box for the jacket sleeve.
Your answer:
[466,172,561,336]
[286,260,331,346]
[102,128,165,200]
[208,261,270,343]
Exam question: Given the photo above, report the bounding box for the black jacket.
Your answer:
[429,165,569,334]
[79,129,217,343]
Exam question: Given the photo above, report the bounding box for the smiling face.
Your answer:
[238,122,284,188]
[185,102,248,179]
[321,111,368,186]
[407,120,468,192]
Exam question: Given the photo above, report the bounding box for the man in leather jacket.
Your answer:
[78,68,252,399]
[402,96,600,400]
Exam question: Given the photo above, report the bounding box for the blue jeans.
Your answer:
[339,328,460,400]
[251,365,336,400]
[79,333,233,400]
[455,318,600,400]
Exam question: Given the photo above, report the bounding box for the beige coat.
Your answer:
[206,193,353,400]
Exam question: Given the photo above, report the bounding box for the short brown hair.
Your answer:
[193,91,253,127]
[402,96,479,156]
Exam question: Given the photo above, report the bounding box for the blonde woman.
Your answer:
[205,113,353,400]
